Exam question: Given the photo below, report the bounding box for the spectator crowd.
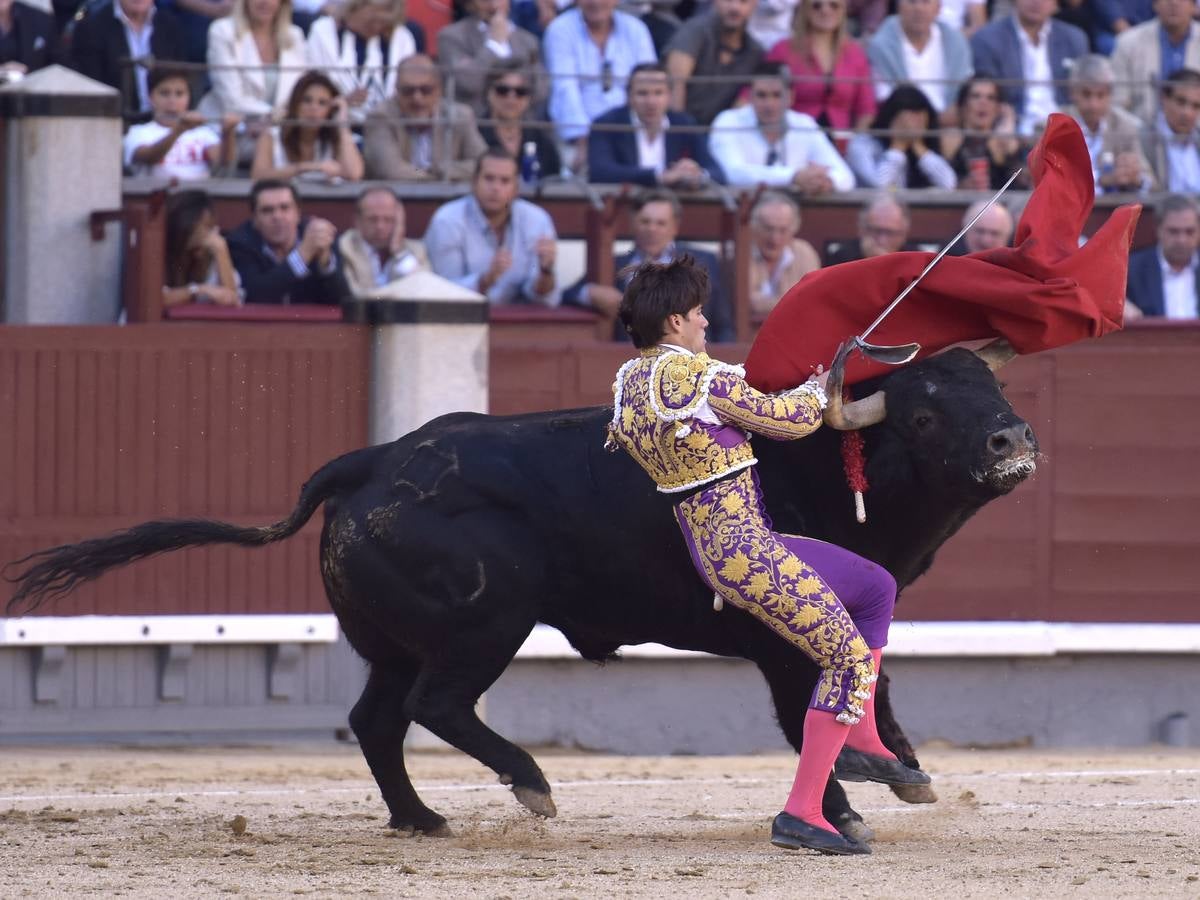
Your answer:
[3,0,1199,324]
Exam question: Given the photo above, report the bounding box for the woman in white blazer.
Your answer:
[305,0,415,125]
[199,0,309,128]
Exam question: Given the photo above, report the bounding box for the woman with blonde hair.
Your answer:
[199,0,309,162]
[765,0,875,133]
[305,0,416,125]
[251,70,365,181]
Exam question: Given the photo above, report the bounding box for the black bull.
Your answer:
[5,348,1038,838]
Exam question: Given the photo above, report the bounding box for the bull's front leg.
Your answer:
[874,668,938,804]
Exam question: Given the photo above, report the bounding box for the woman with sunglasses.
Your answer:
[940,76,1026,191]
[765,0,875,134]
[846,82,955,189]
[479,61,562,180]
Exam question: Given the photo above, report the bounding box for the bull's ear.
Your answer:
[975,338,1016,372]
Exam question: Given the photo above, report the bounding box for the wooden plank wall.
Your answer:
[0,324,370,617]
[490,325,1200,623]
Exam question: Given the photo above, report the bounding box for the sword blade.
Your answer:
[858,167,1024,344]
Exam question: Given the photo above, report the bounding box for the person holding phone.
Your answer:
[250,70,365,182]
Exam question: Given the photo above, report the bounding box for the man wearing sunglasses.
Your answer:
[709,62,853,192]
[364,54,489,181]
[588,62,726,186]
[437,0,546,118]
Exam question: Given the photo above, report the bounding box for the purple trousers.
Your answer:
[674,466,896,717]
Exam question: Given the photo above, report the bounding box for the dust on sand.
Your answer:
[0,744,1197,898]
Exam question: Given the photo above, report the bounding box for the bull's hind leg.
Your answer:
[406,625,556,819]
[350,662,452,835]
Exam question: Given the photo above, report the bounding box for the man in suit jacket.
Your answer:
[1126,193,1200,318]
[588,63,725,186]
[226,180,350,305]
[1063,53,1156,193]
[0,0,60,76]
[69,0,186,120]
[970,0,1088,135]
[437,0,546,117]
[364,54,489,182]
[337,187,428,297]
[564,189,733,341]
[1141,68,1200,192]
[868,0,974,115]
[1111,0,1200,125]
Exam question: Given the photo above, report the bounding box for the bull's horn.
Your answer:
[822,340,888,431]
[975,338,1016,371]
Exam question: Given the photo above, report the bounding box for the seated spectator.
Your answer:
[225,179,349,304]
[1111,0,1200,126]
[846,0,886,36]
[251,71,365,182]
[1062,54,1155,195]
[0,0,60,78]
[867,0,973,119]
[423,148,560,305]
[940,76,1024,190]
[1091,0,1153,55]
[337,186,427,295]
[163,190,242,307]
[958,197,1014,253]
[479,61,562,181]
[846,83,956,188]
[765,0,875,133]
[364,54,488,181]
[1126,193,1200,319]
[748,190,820,319]
[197,0,308,165]
[542,0,656,170]
[69,0,187,121]
[639,0,685,57]
[664,0,765,126]
[709,62,853,191]
[305,0,415,126]
[564,189,734,340]
[826,192,910,264]
[437,0,545,118]
[970,0,1088,137]
[1144,68,1200,193]
[588,62,725,186]
[125,68,239,179]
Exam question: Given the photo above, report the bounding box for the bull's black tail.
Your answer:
[4,444,383,616]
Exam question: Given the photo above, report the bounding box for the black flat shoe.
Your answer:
[770,812,871,855]
[835,747,932,786]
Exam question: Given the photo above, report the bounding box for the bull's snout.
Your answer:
[987,423,1037,459]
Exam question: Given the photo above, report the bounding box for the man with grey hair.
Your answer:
[1110,0,1200,125]
[827,194,911,265]
[748,191,821,318]
[1125,193,1200,318]
[960,198,1014,253]
[1062,53,1155,194]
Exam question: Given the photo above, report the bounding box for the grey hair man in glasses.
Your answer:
[364,54,489,181]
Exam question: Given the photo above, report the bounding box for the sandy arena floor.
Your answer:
[0,743,1197,898]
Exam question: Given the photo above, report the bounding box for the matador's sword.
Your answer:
[850,167,1025,366]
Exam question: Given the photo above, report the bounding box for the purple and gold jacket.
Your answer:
[607,345,828,494]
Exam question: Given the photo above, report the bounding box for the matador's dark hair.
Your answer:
[618,255,710,349]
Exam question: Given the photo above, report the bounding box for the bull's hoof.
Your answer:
[836,817,875,844]
[890,782,938,804]
[389,815,453,837]
[512,785,558,818]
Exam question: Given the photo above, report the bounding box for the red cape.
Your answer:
[743,114,1142,391]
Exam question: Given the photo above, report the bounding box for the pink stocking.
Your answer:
[843,648,897,760]
[782,708,850,834]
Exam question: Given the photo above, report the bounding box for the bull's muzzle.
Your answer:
[983,422,1038,487]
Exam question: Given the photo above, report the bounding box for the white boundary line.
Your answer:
[3,767,1199,806]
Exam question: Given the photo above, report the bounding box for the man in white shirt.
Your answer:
[1126,193,1200,319]
[867,0,973,115]
[1062,53,1155,194]
[1143,68,1200,193]
[708,62,854,192]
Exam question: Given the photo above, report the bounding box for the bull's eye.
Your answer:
[913,412,934,431]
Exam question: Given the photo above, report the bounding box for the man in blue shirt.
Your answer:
[424,148,561,306]
[542,0,656,172]
[1143,68,1200,192]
